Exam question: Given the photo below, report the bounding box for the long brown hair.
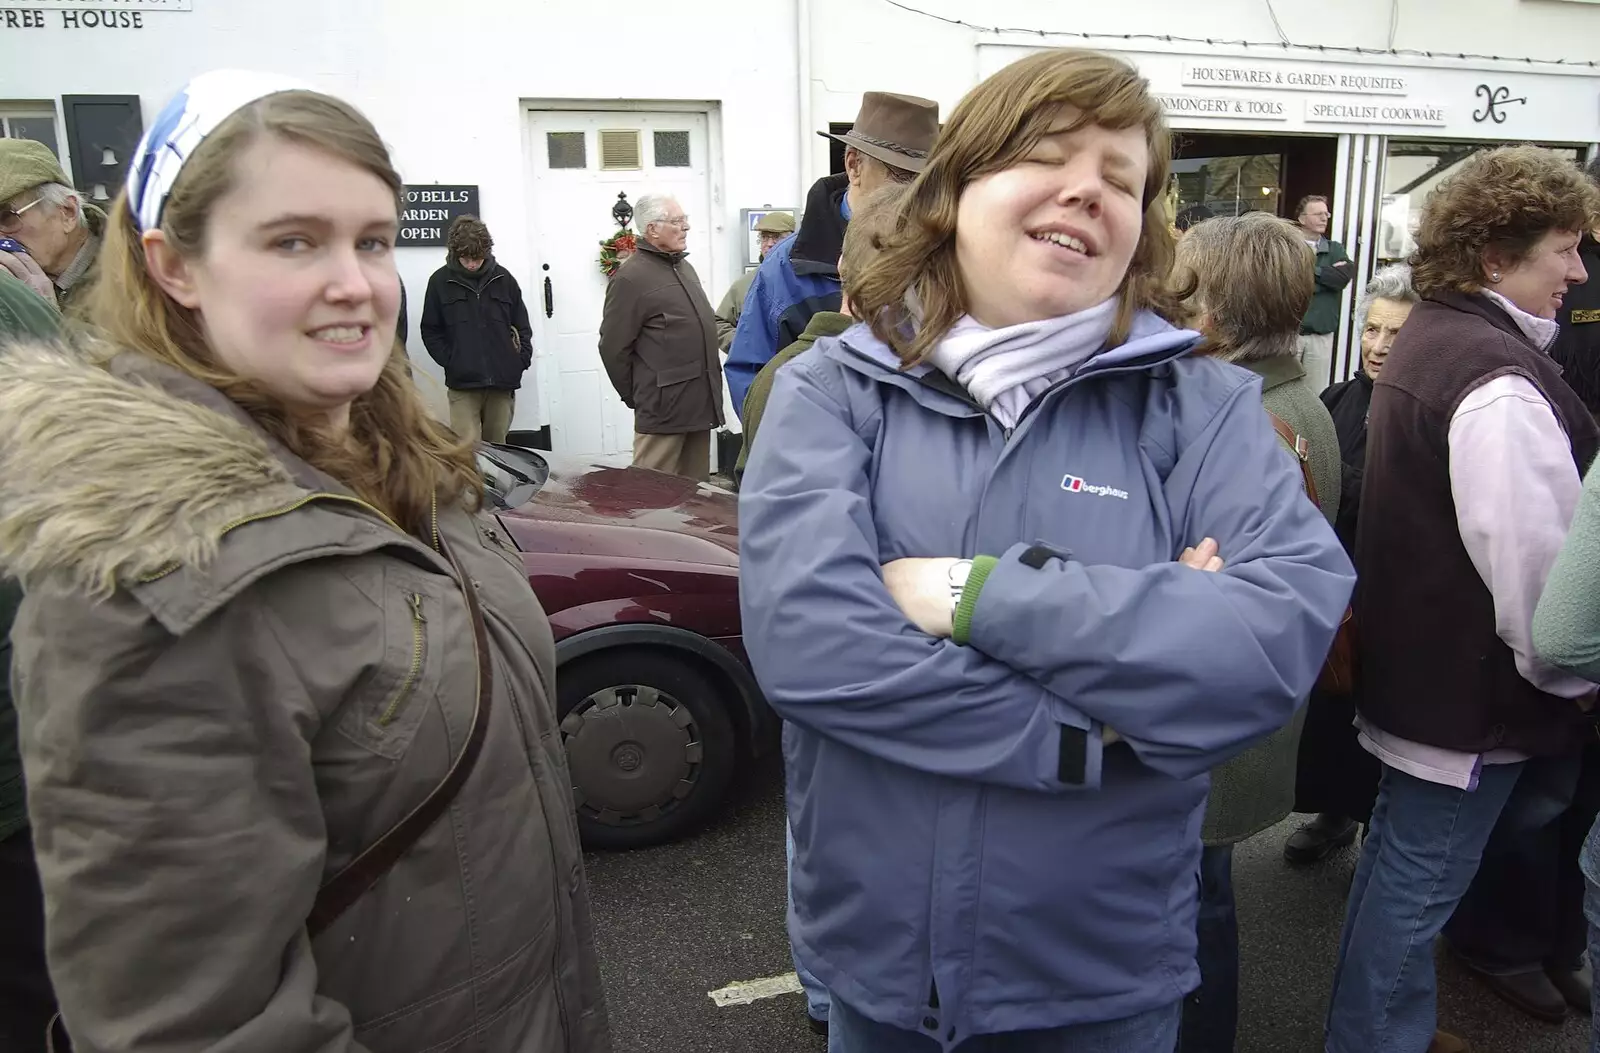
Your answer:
[851,49,1184,365]
[85,90,481,534]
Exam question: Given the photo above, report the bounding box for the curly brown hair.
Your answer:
[86,91,482,537]
[1410,146,1600,298]
[447,214,493,261]
[849,49,1184,366]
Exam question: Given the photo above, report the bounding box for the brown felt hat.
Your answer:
[820,92,940,174]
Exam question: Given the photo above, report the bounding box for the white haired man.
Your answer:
[599,194,723,479]
[0,139,105,312]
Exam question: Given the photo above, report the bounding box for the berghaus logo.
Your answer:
[1061,474,1130,500]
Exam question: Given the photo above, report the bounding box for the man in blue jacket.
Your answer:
[723,91,938,418]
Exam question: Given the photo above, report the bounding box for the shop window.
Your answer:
[0,105,60,162]
[1170,152,1284,221]
[654,130,690,167]
[546,131,586,169]
[598,129,642,171]
[1379,140,1585,262]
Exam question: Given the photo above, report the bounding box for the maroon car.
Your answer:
[480,443,773,850]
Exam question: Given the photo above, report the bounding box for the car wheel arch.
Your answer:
[553,623,770,756]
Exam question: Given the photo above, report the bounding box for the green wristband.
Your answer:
[952,555,999,644]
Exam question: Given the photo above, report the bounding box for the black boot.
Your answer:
[1283,812,1359,865]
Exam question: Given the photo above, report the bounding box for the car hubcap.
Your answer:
[561,685,702,826]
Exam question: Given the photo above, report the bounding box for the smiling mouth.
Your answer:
[309,325,370,345]
[1031,230,1094,256]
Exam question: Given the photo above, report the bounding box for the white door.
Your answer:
[524,110,713,461]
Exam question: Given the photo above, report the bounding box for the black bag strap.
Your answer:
[307,535,493,939]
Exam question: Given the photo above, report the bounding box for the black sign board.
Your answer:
[399,185,479,247]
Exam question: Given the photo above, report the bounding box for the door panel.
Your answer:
[525,110,712,461]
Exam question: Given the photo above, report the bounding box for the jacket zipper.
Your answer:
[445,272,504,300]
[378,593,427,727]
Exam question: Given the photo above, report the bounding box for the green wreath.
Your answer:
[598,229,637,278]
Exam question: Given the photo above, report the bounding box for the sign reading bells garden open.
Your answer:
[399,185,480,247]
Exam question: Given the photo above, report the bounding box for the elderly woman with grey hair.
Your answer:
[1171,209,1343,1053]
[1286,263,1419,867]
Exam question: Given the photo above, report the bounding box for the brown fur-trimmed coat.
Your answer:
[0,341,610,1053]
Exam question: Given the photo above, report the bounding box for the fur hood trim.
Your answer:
[0,340,300,596]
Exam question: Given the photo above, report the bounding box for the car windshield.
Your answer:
[478,444,551,510]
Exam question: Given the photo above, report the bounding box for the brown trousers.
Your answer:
[632,431,711,480]
[447,389,515,444]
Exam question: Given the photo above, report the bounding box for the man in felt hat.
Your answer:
[715,210,795,353]
[724,91,937,418]
[0,139,106,314]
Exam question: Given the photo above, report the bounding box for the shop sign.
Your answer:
[9,0,188,7]
[1473,84,1528,124]
[1184,63,1407,96]
[1305,100,1448,127]
[399,185,479,246]
[1156,93,1287,121]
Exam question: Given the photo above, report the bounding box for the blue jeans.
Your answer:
[827,996,1181,1052]
[1444,751,1585,976]
[786,822,829,1022]
[1586,873,1600,1053]
[1179,844,1237,1053]
[1325,761,1524,1053]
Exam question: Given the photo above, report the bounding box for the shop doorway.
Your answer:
[1169,132,1338,225]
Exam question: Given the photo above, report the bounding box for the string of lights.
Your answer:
[879,0,1600,70]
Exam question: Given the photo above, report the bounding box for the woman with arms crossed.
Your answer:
[738,48,1353,1053]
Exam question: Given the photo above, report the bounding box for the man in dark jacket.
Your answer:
[723,91,938,418]
[1294,195,1353,392]
[599,194,723,479]
[0,271,64,1053]
[420,215,533,444]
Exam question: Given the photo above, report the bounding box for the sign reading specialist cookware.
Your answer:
[399,185,479,246]
[1305,100,1447,127]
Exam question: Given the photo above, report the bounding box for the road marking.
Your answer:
[708,972,802,1007]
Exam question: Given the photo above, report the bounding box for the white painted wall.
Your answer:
[0,0,800,424]
[6,0,1600,419]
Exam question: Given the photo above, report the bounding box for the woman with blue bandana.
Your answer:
[0,72,611,1052]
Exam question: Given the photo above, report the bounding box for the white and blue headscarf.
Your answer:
[126,69,314,233]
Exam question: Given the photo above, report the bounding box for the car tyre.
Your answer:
[557,648,738,850]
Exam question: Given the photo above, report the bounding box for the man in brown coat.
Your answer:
[599,193,723,479]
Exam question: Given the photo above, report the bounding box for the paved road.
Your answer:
[585,754,1590,1053]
